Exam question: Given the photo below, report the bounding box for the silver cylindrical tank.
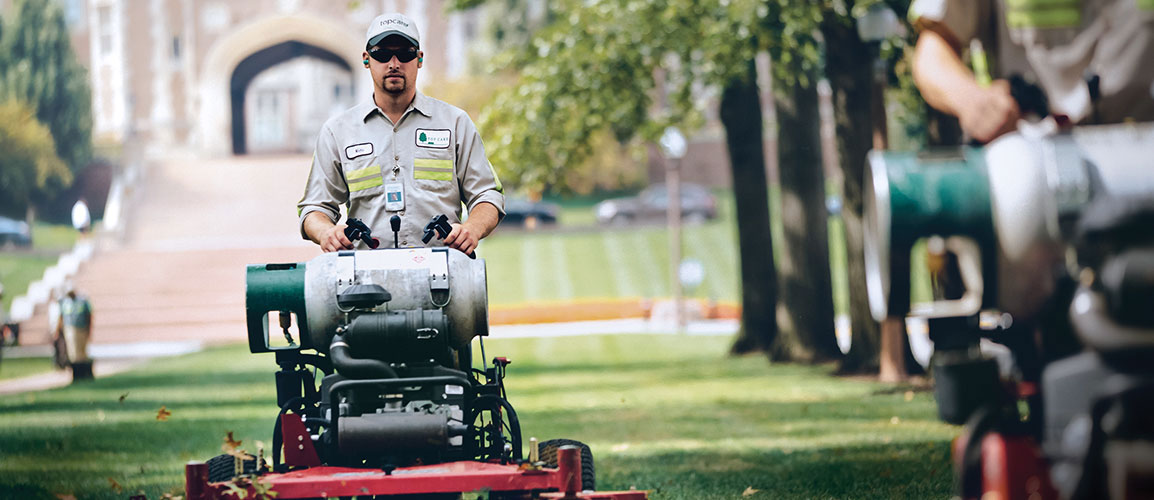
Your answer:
[303,248,488,351]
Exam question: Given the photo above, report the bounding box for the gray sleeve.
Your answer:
[455,116,505,218]
[909,0,986,43]
[297,125,347,239]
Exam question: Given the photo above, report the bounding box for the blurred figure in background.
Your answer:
[71,198,91,235]
[54,286,94,381]
[0,282,16,346]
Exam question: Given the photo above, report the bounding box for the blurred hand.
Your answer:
[321,224,354,253]
[444,222,479,255]
[959,79,1020,144]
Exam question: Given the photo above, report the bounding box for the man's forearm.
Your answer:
[466,202,501,239]
[303,211,337,246]
[912,29,983,117]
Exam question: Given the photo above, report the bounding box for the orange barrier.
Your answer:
[489,298,741,325]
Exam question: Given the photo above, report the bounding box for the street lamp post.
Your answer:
[660,127,688,333]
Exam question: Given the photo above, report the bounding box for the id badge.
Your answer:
[385,182,405,211]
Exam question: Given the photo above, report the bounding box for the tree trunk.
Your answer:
[820,17,880,373]
[770,78,841,363]
[724,59,779,356]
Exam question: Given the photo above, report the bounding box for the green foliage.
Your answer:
[0,100,72,216]
[1,0,93,172]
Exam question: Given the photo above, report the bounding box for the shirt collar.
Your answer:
[361,91,433,122]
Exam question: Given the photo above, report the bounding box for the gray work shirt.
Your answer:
[298,92,505,249]
[910,0,1154,123]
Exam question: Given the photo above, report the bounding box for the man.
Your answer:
[299,12,504,254]
[910,0,1154,143]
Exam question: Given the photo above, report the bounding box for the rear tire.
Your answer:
[206,453,258,483]
[537,439,595,491]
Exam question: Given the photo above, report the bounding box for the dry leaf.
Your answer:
[157,406,172,421]
[55,495,77,500]
[903,391,914,402]
[119,393,129,403]
[223,431,254,459]
[107,477,122,493]
[742,486,760,497]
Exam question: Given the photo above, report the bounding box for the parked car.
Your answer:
[0,216,31,248]
[502,197,560,228]
[595,183,718,225]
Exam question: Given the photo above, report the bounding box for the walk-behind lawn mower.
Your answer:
[864,121,1154,500]
[185,217,647,499]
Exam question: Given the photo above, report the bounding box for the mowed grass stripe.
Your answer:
[520,235,546,301]
[601,232,639,297]
[548,235,575,300]
[561,233,618,298]
[479,236,525,305]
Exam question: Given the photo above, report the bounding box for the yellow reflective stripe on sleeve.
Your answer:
[1005,0,1081,28]
[346,165,380,180]
[1006,8,1081,28]
[349,176,384,191]
[490,164,503,192]
[415,170,454,181]
[414,158,453,170]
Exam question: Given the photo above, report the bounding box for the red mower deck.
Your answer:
[186,447,647,499]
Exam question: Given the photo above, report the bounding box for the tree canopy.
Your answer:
[0,100,72,218]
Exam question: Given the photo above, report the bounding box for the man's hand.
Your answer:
[444,222,480,255]
[958,79,1020,143]
[319,224,354,253]
[303,211,354,252]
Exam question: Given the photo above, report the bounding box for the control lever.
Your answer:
[422,214,476,259]
[343,218,380,249]
[390,215,401,249]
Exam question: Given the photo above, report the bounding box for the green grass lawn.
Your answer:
[0,335,957,499]
[0,357,57,381]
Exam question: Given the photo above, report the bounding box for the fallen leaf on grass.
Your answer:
[55,495,76,500]
[904,390,914,402]
[742,486,759,497]
[119,393,129,403]
[107,477,122,493]
[223,431,254,459]
[157,406,172,421]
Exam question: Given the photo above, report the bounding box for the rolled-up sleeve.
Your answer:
[455,116,505,218]
[909,0,985,43]
[297,125,347,239]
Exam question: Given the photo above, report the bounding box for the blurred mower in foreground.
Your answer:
[185,218,645,499]
[864,122,1154,500]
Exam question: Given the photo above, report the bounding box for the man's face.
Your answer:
[364,41,422,96]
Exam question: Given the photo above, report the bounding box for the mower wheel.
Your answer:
[206,453,258,483]
[538,439,595,491]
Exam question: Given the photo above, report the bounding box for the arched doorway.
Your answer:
[230,41,353,155]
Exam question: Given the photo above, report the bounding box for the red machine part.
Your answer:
[953,432,1059,500]
[186,446,647,499]
[280,414,321,467]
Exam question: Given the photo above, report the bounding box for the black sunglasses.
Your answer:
[368,46,418,63]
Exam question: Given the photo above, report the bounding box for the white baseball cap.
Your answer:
[366,13,420,49]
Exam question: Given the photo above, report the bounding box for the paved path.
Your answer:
[14,154,320,349]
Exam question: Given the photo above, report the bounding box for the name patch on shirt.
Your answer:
[415,129,451,149]
[345,143,373,160]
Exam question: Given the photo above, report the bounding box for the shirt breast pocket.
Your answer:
[343,160,384,200]
[412,151,456,193]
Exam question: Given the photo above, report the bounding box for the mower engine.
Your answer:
[245,246,519,469]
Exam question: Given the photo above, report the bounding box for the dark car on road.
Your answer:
[502,197,560,228]
[594,183,718,225]
[0,216,31,248]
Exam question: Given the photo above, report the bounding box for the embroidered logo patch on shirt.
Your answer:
[415,129,451,149]
[345,143,373,160]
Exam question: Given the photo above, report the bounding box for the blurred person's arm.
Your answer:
[912,23,1020,143]
[448,113,504,255]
